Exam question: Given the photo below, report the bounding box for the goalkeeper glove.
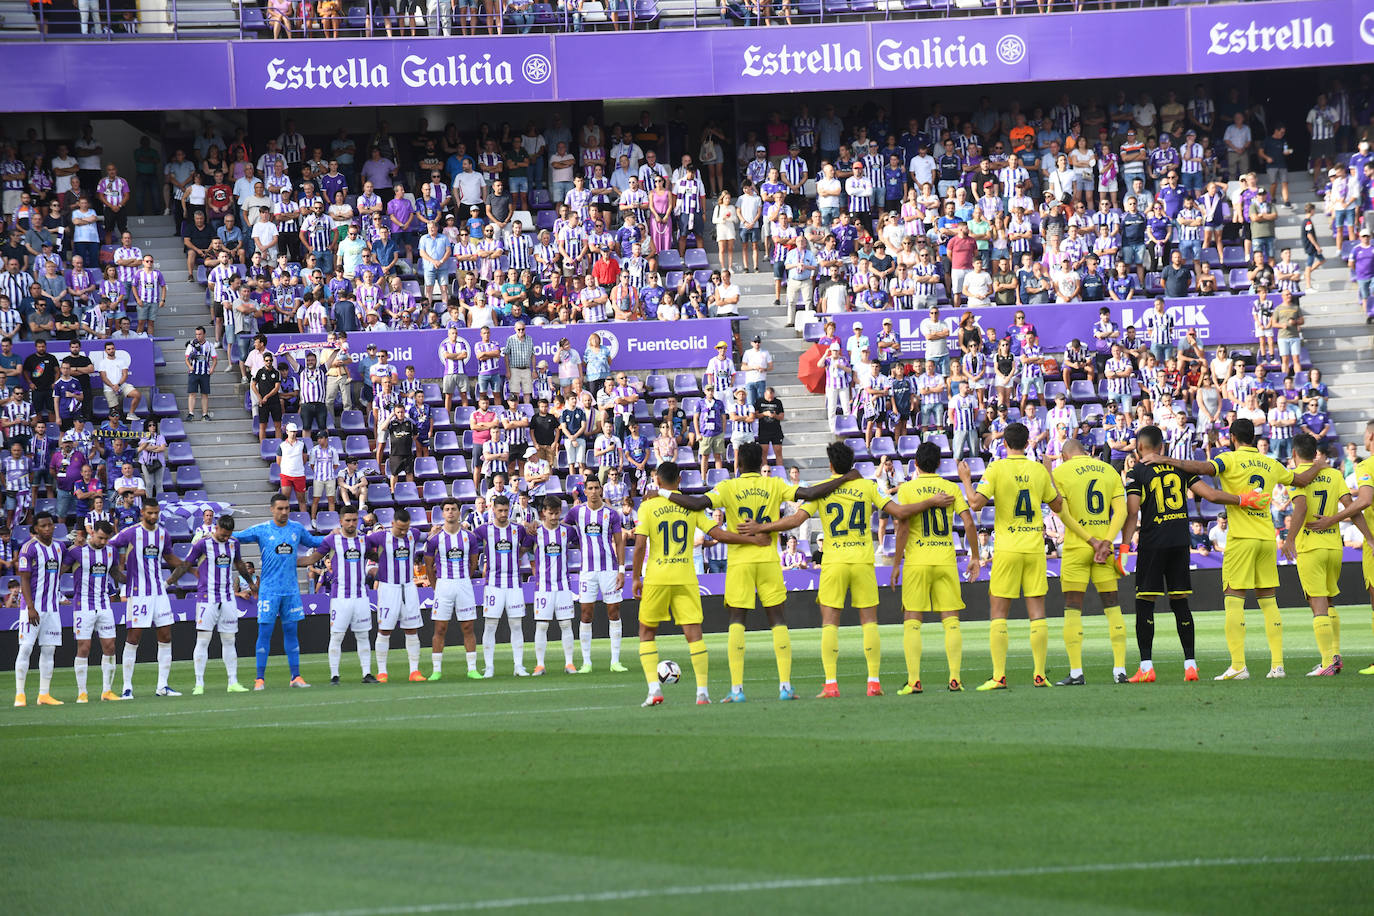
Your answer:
[1238,490,1271,510]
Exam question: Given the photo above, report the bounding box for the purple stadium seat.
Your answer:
[897,435,921,459]
[646,374,671,398]
[679,469,706,493]
[704,468,730,489]
[1227,269,1251,291]
[422,480,449,503]
[535,210,556,232]
[312,511,339,533]
[344,435,372,459]
[452,478,478,502]
[1045,381,1068,401]
[683,248,709,271]
[151,391,179,418]
[673,374,702,397]
[433,431,461,456]
[870,437,897,459]
[431,408,453,431]
[845,438,871,461]
[366,484,394,507]
[174,466,203,490]
[259,439,281,462]
[160,417,186,442]
[442,455,470,478]
[166,441,194,467]
[657,250,683,271]
[339,410,367,434]
[833,416,860,437]
[392,482,420,504]
[414,456,440,480]
[164,516,192,542]
[1070,379,1098,403]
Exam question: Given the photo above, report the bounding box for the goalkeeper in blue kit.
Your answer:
[236,495,324,689]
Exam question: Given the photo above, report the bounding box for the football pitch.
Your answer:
[3,606,1373,915]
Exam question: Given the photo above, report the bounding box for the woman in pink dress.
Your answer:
[648,177,674,253]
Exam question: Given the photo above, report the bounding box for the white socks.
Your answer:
[13,628,36,693]
[535,621,550,668]
[465,650,477,672]
[156,642,171,691]
[101,656,115,694]
[375,632,391,676]
[1139,660,1155,672]
[404,633,420,674]
[609,618,622,664]
[356,637,372,677]
[122,642,138,692]
[579,620,593,666]
[328,633,344,677]
[509,619,524,671]
[482,619,498,673]
[431,651,443,674]
[194,632,212,686]
[75,657,89,696]
[560,622,574,667]
[38,646,54,695]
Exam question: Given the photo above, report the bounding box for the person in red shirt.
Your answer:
[590,249,620,292]
[206,171,234,224]
[945,222,978,308]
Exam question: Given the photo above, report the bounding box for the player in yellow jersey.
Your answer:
[1048,438,1128,686]
[664,442,856,703]
[1304,420,1374,674]
[1281,434,1359,676]
[632,461,765,708]
[891,441,981,694]
[1161,418,1326,680]
[740,441,952,697]
[958,421,1062,690]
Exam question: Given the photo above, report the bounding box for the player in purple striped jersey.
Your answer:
[525,496,580,675]
[565,477,626,673]
[14,512,67,706]
[473,494,529,677]
[63,521,125,702]
[298,507,378,685]
[110,498,183,698]
[165,515,254,695]
[365,508,427,683]
[424,498,481,681]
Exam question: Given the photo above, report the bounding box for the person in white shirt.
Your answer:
[961,261,993,306]
[909,144,936,190]
[250,213,279,262]
[93,340,140,414]
[735,186,762,272]
[740,335,772,407]
[451,161,487,219]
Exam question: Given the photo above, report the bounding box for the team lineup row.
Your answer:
[10,421,1374,707]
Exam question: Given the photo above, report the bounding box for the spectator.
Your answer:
[1272,289,1305,378]
[94,339,140,419]
[502,321,535,403]
[740,335,772,407]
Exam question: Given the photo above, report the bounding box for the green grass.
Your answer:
[3,606,1374,915]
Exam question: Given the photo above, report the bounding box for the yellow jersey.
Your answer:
[975,454,1058,553]
[1353,456,1374,534]
[1052,455,1124,549]
[895,475,966,567]
[1207,446,1293,541]
[1295,464,1346,552]
[803,476,891,564]
[706,473,798,564]
[634,496,716,587]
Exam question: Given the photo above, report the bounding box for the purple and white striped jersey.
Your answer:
[529,523,578,592]
[563,504,622,574]
[318,532,367,599]
[19,537,63,614]
[426,528,475,581]
[474,523,522,589]
[132,268,165,304]
[109,522,169,597]
[64,543,115,613]
[184,535,242,604]
[365,529,424,586]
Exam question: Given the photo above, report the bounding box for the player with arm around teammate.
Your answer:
[473,494,530,678]
[565,477,627,674]
[13,512,68,706]
[665,440,858,702]
[364,507,427,683]
[110,497,185,698]
[891,441,982,694]
[633,460,767,708]
[424,498,482,681]
[64,519,125,702]
[524,495,580,675]
[296,505,379,685]
[164,514,254,695]
[739,441,952,698]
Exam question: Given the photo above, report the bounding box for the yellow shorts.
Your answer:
[989,550,1048,599]
[638,584,703,627]
[901,564,964,614]
[818,562,879,609]
[723,561,786,610]
[1059,544,1119,594]
[1221,538,1279,591]
[1297,548,1342,598]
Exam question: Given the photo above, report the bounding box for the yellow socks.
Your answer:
[821,625,839,683]
[639,640,659,688]
[1313,615,1335,668]
[688,639,709,690]
[1258,596,1283,669]
[1103,605,1127,671]
[727,623,746,689]
[1329,608,1341,654]
[903,618,922,685]
[1224,595,1247,670]
[772,625,792,686]
[862,622,881,681]
[1062,609,1084,673]
[1029,618,1049,679]
[990,618,1008,681]
[942,616,962,683]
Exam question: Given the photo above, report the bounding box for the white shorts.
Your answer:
[377,582,422,631]
[533,590,576,621]
[432,578,477,622]
[483,585,526,619]
[74,606,116,641]
[20,609,64,647]
[126,593,174,629]
[195,599,240,634]
[577,569,622,604]
[329,596,373,634]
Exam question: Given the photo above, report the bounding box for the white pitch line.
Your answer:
[280,854,1374,916]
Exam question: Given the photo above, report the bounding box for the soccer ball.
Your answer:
[656,660,681,684]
